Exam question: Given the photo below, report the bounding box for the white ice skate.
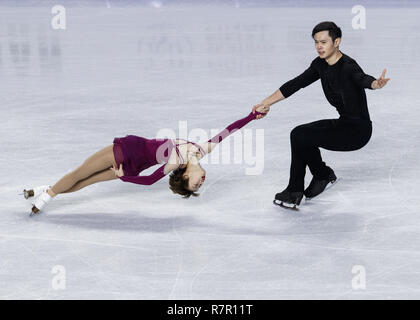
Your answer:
[30,190,53,216]
[22,185,51,200]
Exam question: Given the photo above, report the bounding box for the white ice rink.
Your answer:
[1,1,420,299]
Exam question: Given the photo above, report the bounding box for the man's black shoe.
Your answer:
[304,168,337,199]
[273,189,304,210]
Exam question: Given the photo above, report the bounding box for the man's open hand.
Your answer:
[372,69,390,89]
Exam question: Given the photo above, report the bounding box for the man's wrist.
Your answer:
[371,80,377,89]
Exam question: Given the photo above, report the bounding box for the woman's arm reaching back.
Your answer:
[199,111,261,155]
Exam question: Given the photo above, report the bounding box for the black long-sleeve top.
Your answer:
[279,52,376,121]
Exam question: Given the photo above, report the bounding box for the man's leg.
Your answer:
[287,120,335,191]
[287,119,372,191]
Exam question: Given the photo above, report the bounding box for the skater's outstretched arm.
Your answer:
[278,61,320,98]
[252,89,285,119]
[199,111,262,155]
[252,61,320,119]
[343,62,381,89]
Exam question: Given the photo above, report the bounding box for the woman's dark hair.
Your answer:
[169,166,199,198]
[312,21,342,43]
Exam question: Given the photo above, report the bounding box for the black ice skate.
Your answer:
[304,168,337,199]
[273,189,304,211]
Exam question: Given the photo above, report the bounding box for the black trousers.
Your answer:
[287,118,372,192]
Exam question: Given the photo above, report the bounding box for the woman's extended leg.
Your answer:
[49,145,117,196]
[61,167,117,194]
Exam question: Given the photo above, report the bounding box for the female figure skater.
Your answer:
[24,109,264,216]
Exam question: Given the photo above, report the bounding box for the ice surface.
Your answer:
[1,3,420,299]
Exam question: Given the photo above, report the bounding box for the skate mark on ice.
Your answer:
[0,233,156,252]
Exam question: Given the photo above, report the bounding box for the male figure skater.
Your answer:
[253,21,390,209]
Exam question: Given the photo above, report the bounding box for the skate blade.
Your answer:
[273,199,299,211]
[29,211,40,217]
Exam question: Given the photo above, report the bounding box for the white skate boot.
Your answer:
[23,185,51,200]
[30,190,53,216]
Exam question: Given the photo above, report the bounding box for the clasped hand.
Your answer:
[252,103,270,119]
